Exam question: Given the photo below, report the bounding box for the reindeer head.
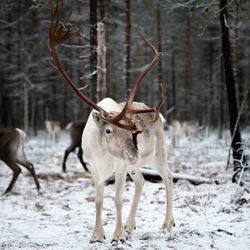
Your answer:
[92,111,140,164]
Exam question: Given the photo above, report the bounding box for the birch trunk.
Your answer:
[97,22,107,102]
[24,81,29,135]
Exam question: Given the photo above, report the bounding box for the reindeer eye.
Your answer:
[105,128,112,134]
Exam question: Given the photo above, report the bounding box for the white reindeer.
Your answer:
[47,0,174,243]
[45,120,61,143]
[169,120,199,148]
[182,120,199,137]
[169,120,182,148]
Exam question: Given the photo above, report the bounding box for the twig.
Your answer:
[165,106,175,116]
[217,228,233,236]
[184,200,198,213]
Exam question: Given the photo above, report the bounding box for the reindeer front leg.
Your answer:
[112,166,128,242]
[90,181,105,243]
[125,169,145,234]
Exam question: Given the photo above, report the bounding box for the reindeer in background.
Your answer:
[62,120,88,172]
[45,120,61,143]
[182,120,199,137]
[47,0,174,243]
[169,120,182,148]
[0,127,40,194]
[169,119,199,148]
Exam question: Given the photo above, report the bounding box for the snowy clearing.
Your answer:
[0,129,250,250]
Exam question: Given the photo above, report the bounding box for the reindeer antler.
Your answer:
[47,0,166,133]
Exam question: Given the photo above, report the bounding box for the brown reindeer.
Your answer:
[0,127,40,194]
[47,0,174,243]
[62,120,88,172]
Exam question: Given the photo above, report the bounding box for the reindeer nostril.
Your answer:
[123,150,139,165]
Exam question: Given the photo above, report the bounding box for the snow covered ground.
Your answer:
[0,129,250,250]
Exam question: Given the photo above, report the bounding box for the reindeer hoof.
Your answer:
[124,220,136,234]
[112,227,127,243]
[162,217,175,232]
[90,236,105,244]
[90,227,105,243]
[111,237,127,243]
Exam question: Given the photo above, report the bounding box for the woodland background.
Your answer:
[0,0,249,136]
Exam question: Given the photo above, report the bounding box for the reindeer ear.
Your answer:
[92,111,107,128]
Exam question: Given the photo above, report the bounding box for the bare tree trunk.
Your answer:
[30,2,37,136]
[77,0,84,86]
[51,81,57,121]
[63,84,68,123]
[234,1,239,69]
[24,81,29,134]
[183,7,193,115]
[0,72,5,127]
[136,36,140,79]
[171,50,176,119]
[89,0,97,102]
[219,0,246,167]
[218,52,225,139]
[234,1,243,110]
[97,22,107,102]
[99,0,105,22]
[77,0,87,118]
[5,13,13,127]
[136,35,142,100]
[247,31,250,123]
[156,2,166,115]
[124,0,131,94]
[208,42,215,126]
[184,8,192,91]
[157,2,162,85]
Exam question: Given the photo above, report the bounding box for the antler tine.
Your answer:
[57,9,73,39]
[126,28,161,108]
[156,83,167,111]
[136,28,158,57]
[128,83,167,123]
[50,0,56,23]
[53,0,63,34]
[47,0,110,118]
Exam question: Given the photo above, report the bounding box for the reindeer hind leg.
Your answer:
[153,155,175,232]
[17,159,40,193]
[62,144,76,172]
[77,147,88,172]
[3,160,21,194]
[16,147,40,193]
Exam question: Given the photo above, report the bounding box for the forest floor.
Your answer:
[0,128,250,250]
